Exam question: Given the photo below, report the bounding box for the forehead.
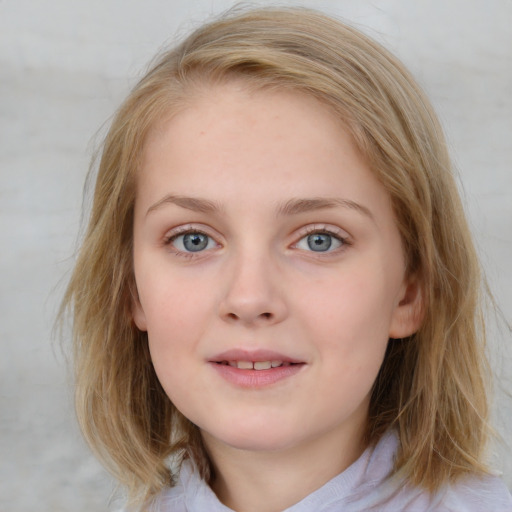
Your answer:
[136,83,388,215]
[145,79,349,148]
[142,82,357,171]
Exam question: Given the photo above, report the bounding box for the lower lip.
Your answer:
[210,362,305,388]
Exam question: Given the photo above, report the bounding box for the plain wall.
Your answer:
[1,1,511,510]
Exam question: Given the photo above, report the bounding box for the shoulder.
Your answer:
[357,471,512,512]
[350,433,512,512]
[115,486,186,512]
[119,460,229,512]
[436,472,512,512]
[372,471,512,512]
[115,469,188,512]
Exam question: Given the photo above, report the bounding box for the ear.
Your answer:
[389,274,424,339]
[130,281,148,332]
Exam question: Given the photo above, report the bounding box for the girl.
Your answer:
[62,6,512,511]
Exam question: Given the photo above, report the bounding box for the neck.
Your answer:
[202,425,367,512]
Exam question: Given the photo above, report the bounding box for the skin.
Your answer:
[132,83,422,512]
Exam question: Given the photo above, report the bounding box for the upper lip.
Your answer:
[209,349,304,364]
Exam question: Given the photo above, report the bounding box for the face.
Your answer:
[132,83,421,459]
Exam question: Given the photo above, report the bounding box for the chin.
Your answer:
[205,423,297,452]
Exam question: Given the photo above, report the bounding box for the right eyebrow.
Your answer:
[146,194,222,217]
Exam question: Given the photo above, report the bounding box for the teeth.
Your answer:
[254,361,272,370]
[237,361,254,370]
[221,360,289,370]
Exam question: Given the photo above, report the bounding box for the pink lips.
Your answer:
[209,349,305,388]
[211,349,303,365]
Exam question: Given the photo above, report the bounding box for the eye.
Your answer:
[295,231,345,252]
[169,231,216,253]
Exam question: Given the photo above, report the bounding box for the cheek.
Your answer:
[139,289,190,369]
[297,268,396,372]
[139,269,212,330]
[140,274,214,374]
[144,298,197,408]
[304,271,395,333]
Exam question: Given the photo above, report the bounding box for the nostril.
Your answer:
[225,311,272,322]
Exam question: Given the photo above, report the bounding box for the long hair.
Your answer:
[60,6,490,506]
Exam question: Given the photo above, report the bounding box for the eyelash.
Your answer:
[163,224,350,257]
[163,226,218,258]
[294,225,350,254]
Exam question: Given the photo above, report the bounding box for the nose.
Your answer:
[218,250,288,327]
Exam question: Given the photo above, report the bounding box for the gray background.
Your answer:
[1,0,511,510]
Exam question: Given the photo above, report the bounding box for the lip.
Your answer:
[209,349,303,364]
[208,349,306,389]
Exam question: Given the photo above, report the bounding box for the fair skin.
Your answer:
[132,83,422,512]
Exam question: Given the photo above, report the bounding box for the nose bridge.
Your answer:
[219,242,287,325]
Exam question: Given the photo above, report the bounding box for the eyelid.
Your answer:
[163,224,217,243]
[162,224,222,257]
[291,224,351,252]
[161,223,350,256]
[296,224,350,241]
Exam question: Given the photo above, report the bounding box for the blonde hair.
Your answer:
[61,6,490,506]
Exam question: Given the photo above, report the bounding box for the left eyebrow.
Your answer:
[277,197,374,220]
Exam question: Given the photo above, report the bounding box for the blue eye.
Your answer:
[171,232,215,252]
[296,232,344,252]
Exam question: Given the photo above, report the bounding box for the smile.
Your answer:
[209,350,306,388]
[216,360,297,370]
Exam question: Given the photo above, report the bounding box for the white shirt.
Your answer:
[130,432,512,511]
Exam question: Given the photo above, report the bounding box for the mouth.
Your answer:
[209,349,304,368]
[215,360,301,370]
[209,350,306,388]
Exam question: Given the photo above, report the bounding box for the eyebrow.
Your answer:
[146,194,373,220]
[146,194,222,216]
[277,197,374,220]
